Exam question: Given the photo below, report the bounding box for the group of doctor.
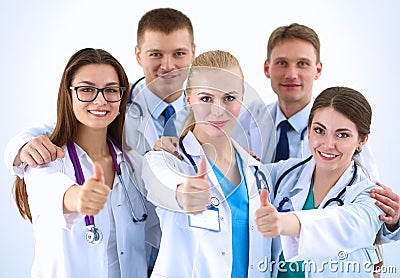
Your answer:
[5,7,400,278]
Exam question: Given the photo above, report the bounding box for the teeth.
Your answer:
[320,151,336,158]
[161,75,175,79]
[90,110,107,115]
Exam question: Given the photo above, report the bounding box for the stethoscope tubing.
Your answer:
[117,160,148,222]
[68,138,148,227]
[108,136,148,222]
[273,156,358,209]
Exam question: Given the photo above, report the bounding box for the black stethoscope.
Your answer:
[270,155,358,210]
[178,136,264,208]
[299,127,308,158]
[178,136,198,172]
[126,76,187,150]
[178,136,223,207]
[127,76,145,106]
[254,126,308,194]
[67,137,147,244]
[126,77,145,150]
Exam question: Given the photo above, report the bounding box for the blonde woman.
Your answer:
[142,50,270,277]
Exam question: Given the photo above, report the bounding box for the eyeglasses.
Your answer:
[70,86,126,103]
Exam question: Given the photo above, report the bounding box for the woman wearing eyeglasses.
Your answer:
[13,48,153,277]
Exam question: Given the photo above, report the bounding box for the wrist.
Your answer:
[280,212,301,237]
[13,149,23,166]
[63,185,80,214]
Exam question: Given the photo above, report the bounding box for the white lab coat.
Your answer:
[260,158,385,277]
[24,142,153,278]
[234,100,306,163]
[124,79,189,155]
[142,131,271,277]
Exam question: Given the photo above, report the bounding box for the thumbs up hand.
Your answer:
[77,163,111,216]
[255,188,282,238]
[176,156,211,214]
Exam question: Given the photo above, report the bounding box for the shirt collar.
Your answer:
[275,100,313,135]
[180,131,204,157]
[143,87,186,120]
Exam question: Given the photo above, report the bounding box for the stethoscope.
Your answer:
[178,136,263,208]
[127,77,145,150]
[299,127,307,158]
[67,137,147,244]
[126,76,186,151]
[271,155,358,211]
[178,137,223,207]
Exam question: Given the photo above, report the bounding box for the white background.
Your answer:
[1,0,399,276]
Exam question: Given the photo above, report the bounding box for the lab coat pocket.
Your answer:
[173,211,192,231]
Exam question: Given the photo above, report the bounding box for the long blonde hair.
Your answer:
[181,50,244,137]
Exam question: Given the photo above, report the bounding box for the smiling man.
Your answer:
[237,23,322,164]
[125,8,196,154]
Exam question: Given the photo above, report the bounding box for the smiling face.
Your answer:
[187,66,243,141]
[265,39,322,117]
[308,107,368,175]
[71,64,121,131]
[135,29,195,102]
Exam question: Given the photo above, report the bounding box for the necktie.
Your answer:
[274,120,292,162]
[162,105,177,136]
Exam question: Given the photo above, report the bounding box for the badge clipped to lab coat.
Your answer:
[188,206,221,232]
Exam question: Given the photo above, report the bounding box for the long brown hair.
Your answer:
[14,48,129,222]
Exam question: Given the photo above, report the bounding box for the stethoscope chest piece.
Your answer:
[210,196,220,207]
[85,226,103,244]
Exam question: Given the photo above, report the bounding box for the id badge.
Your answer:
[188,206,221,232]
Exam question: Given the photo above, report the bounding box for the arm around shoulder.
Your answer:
[4,122,57,176]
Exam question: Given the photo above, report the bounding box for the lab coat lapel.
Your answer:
[319,161,357,207]
[181,132,225,198]
[261,103,278,163]
[134,93,159,148]
[289,158,315,211]
[233,140,261,200]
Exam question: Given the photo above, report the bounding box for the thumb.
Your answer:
[92,162,105,183]
[56,146,65,159]
[195,156,207,179]
[260,188,270,207]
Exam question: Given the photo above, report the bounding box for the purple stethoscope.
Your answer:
[67,137,147,244]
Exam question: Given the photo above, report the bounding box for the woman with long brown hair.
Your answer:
[256,87,389,277]
[14,48,150,277]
